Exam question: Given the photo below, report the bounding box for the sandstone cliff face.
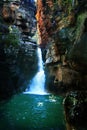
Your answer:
[0,0,38,100]
[36,0,87,93]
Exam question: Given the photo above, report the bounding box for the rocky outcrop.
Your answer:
[0,0,38,100]
[63,91,87,130]
[36,0,87,93]
[36,2,87,128]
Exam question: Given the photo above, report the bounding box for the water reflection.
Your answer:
[0,94,66,130]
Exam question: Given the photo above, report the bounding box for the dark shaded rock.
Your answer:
[0,62,15,100]
[63,91,87,129]
[0,0,37,100]
[0,23,9,34]
[68,32,87,73]
[45,64,84,94]
[0,36,38,100]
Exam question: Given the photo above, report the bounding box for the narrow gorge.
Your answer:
[0,0,87,130]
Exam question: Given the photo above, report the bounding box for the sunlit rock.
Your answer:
[36,0,87,94]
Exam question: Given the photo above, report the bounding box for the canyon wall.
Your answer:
[0,0,38,100]
[36,0,87,93]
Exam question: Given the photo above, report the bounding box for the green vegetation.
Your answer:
[76,12,87,40]
[62,0,77,14]
[0,26,20,47]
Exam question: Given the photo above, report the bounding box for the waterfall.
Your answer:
[24,47,47,95]
[72,0,75,7]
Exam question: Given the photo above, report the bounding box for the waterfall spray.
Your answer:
[72,0,75,7]
[24,47,47,95]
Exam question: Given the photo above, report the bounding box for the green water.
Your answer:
[0,94,66,130]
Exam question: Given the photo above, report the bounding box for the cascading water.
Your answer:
[72,0,75,7]
[24,47,47,95]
